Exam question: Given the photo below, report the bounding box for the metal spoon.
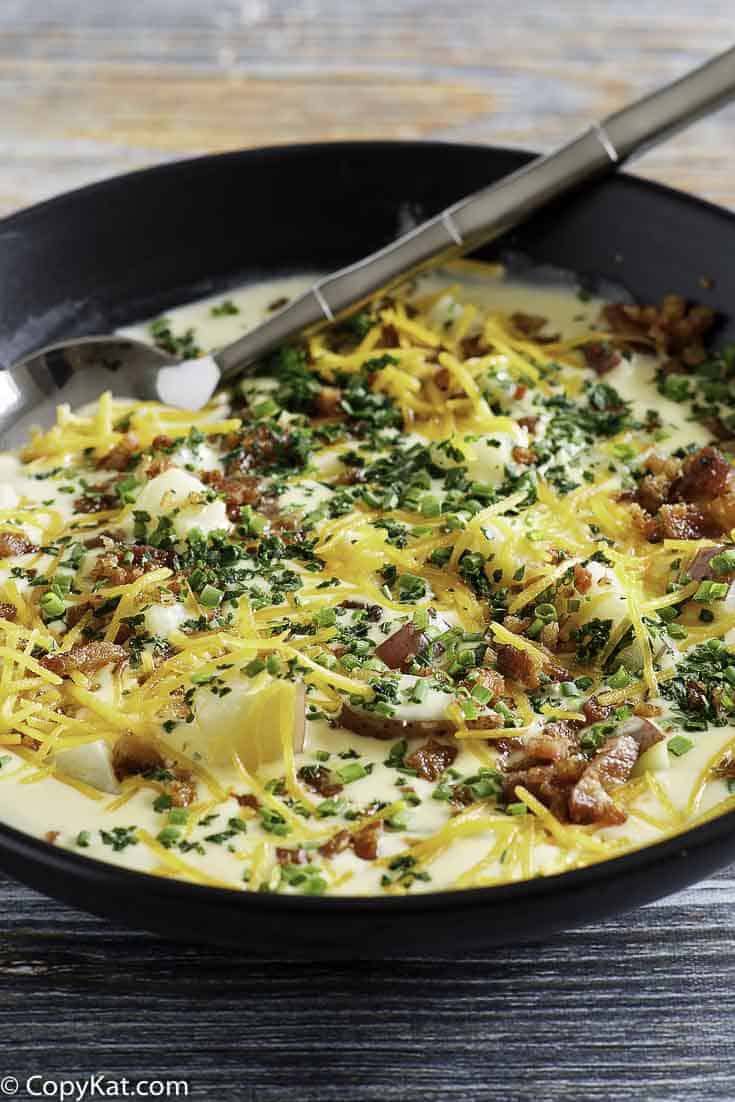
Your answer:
[3,45,735,449]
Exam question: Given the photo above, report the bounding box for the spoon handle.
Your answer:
[215,45,735,382]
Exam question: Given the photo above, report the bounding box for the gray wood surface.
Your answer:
[2,2,735,1099]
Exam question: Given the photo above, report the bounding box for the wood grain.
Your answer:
[0,1,734,215]
[2,3,735,1099]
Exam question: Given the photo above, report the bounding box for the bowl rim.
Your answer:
[3,137,735,914]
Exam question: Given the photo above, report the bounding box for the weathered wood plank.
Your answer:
[0,0,733,215]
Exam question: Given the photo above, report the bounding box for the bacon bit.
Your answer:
[151,434,175,450]
[235,793,260,811]
[276,847,308,866]
[463,667,505,701]
[523,721,579,763]
[434,366,452,391]
[674,445,733,503]
[168,776,196,807]
[0,532,37,557]
[315,386,344,418]
[405,737,458,781]
[514,384,527,401]
[268,296,289,312]
[112,732,164,780]
[633,702,662,719]
[44,830,60,845]
[224,423,284,475]
[73,488,119,513]
[352,819,382,861]
[512,445,536,465]
[297,765,343,798]
[634,501,717,543]
[338,599,382,622]
[568,734,639,825]
[510,312,548,338]
[0,603,16,621]
[375,622,426,672]
[496,644,539,689]
[145,457,172,480]
[517,414,539,433]
[619,715,664,754]
[40,641,126,678]
[200,470,261,521]
[464,713,505,731]
[583,342,621,375]
[503,758,586,820]
[460,334,488,359]
[601,296,716,366]
[96,434,139,471]
[582,696,614,725]
[91,543,172,586]
[381,323,400,349]
[573,564,592,594]
[318,829,352,859]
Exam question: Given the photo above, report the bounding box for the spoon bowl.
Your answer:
[0,336,175,450]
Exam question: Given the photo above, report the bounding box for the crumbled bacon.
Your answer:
[224,423,286,474]
[318,821,382,861]
[0,602,16,621]
[510,312,549,338]
[434,366,452,391]
[496,644,539,689]
[145,457,172,480]
[0,532,36,557]
[568,733,639,825]
[601,296,716,367]
[405,738,458,781]
[352,820,382,861]
[73,487,119,513]
[502,758,587,820]
[276,847,308,866]
[460,334,488,359]
[112,732,165,780]
[200,470,261,521]
[315,386,344,418]
[517,415,539,434]
[235,793,260,811]
[632,446,735,542]
[91,543,172,586]
[675,445,732,503]
[151,434,175,451]
[96,434,139,471]
[338,599,382,622]
[573,564,592,594]
[169,776,196,807]
[297,765,343,798]
[463,667,505,701]
[618,715,664,755]
[512,446,537,465]
[583,342,621,375]
[44,830,60,845]
[374,622,426,671]
[582,696,614,725]
[318,829,352,859]
[40,640,126,677]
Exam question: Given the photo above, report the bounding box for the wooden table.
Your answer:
[2,3,735,1099]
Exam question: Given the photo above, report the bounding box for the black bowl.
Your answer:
[1,141,734,956]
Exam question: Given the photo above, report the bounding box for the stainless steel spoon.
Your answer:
[3,45,735,450]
